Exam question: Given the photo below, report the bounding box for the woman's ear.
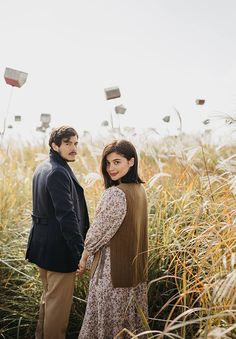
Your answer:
[52,142,59,152]
[129,157,135,167]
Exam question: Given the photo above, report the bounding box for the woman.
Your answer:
[78,140,148,339]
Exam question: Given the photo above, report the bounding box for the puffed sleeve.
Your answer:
[85,186,126,255]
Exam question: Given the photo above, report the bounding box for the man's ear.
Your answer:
[129,157,135,167]
[52,142,59,152]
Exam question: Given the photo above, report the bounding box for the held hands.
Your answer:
[76,249,89,276]
[76,257,87,276]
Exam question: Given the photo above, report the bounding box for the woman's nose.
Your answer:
[109,163,115,171]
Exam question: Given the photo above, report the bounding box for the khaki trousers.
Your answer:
[35,267,76,339]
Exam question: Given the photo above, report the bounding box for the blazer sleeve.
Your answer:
[47,168,84,265]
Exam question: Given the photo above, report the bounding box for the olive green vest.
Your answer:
[91,183,148,288]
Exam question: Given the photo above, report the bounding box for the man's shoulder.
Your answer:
[33,158,50,174]
[34,158,69,177]
[48,163,70,177]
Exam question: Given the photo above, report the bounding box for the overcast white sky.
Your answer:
[0,0,236,140]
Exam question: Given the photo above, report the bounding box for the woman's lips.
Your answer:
[110,173,118,177]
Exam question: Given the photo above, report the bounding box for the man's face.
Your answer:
[52,136,78,162]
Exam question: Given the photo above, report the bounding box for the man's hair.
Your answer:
[48,126,78,148]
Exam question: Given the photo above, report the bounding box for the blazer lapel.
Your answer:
[70,170,83,190]
[49,149,83,190]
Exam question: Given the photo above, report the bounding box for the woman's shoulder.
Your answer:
[103,186,126,200]
[98,186,125,204]
[97,186,126,212]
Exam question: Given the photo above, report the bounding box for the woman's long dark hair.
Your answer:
[101,139,144,188]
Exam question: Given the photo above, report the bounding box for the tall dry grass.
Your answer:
[1,134,236,338]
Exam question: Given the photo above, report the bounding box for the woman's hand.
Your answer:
[76,249,89,276]
[76,257,87,276]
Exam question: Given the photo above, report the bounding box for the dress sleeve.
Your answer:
[85,186,126,255]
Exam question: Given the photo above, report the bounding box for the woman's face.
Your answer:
[106,152,134,181]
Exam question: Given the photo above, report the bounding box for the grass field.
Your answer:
[1,133,236,338]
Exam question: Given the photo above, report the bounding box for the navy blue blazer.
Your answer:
[26,149,89,272]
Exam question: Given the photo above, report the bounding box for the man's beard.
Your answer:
[58,150,76,162]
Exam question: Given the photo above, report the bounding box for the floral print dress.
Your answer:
[78,186,148,339]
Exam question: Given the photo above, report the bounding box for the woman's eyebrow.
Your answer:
[107,158,121,162]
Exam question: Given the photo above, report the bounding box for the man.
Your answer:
[26,126,89,339]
